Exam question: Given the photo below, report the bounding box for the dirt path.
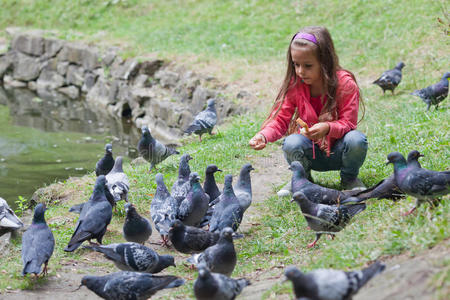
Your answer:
[2,148,448,299]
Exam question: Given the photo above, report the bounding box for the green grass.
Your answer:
[0,0,449,298]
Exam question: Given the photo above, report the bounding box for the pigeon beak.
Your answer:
[385,159,390,165]
[290,198,295,203]
[217,169,223,172]
[419,153,424,157]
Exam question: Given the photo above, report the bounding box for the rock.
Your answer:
[82,71,99,93]
[0,52,14,78]
[58,85,80,99]
[101,47,119,67]
[36,68,65,90]
[27,81,37,91]
[11,34,44,56]
[86,77,113,108]
[110,58,139,80]
[12,52,41,81]
[57,43,100,70]
[138,60,164,77]
[66,64,85,87]
[44,38,64,58]
[57,61,69,76]
[131,87,155,104]
[155,70,179,88]
[191,86,216,113]
[133,74,149,88]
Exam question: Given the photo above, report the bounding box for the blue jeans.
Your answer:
[282,130,368,181]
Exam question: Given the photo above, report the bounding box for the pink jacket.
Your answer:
[260,70,360,154]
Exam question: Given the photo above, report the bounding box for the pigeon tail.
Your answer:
[345,203,367,218]
[185,124,202,135]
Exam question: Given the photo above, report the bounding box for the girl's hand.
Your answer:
[302,122,330,141]
[249,133,267,150]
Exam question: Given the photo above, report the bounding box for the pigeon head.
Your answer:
[111,156,124,173]
[160,255,176,268]
[124,203,135,214]
[291,191,309,204]
[189,172,201,184]
[32,203,47,224]
[105,143,113,154]
[240,163,255,174]
[181,154,193,162]
[205,164,222,174]
[81,275,107,296]
[407,150,424,163]
[197,263,211,279]
[220,227,234,241]
[94,175,107,192]
[207,99,215,107]
[284,266,315,298]
[386,152,407,166]
[284,266,304,281]
[169,219,184,232]
[141,126,152,138]
[289,161,306,178]
[442,72,450,80]
[396,62,405,70]
[224,174,233,187]
[155,173,165,185]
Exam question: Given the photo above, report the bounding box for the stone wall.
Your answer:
[0,30,244,142]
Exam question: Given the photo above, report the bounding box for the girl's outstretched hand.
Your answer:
[302,122,330,141]
[249,133,267,150]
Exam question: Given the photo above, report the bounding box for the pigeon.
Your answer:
[84,242,175,273]
[194,264,250,300]
[290,161,355,205]
[187,227,236,276]
[185,98,218,142]
[169,220,220,254]
[123,203,152,244]
[386,151,450,215]
[209,174,244,233]
[292,191,366,248]
[234,163,254,211]
[411,72,450,110]
[151,173,179,246]
[105,156,129,203]
[203,164,222,203]
[137,125,179,172]
[284,261,385,300]
[81,271,185,300]
[21,203,55,276]
[373,62,405,95]
[349,150,425,203]
[0,197,23,237]
[178,172,210,227]
[68,202,85,214]
[95,143,115,176]
[171,154,193,205]
[64,175,113,252]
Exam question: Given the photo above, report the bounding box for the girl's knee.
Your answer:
[343,130,368,151]
[282,134,311,154]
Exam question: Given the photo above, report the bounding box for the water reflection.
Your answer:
[0,85,142,208]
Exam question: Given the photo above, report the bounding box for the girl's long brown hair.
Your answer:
[262,26,364,134]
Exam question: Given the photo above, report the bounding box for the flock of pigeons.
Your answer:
[0,86,449,299]
[373,63,449,110]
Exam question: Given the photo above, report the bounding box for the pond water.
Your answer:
[0,85,143,209]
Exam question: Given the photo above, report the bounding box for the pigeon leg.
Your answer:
[198,135,202,142]
[402,206,416,216]
[41,262,49,276]
[307,234,321,248]
[160,235,170,247]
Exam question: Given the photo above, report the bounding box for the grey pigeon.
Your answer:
[84,242,175,273]
[68,202,85,214]
[209,175,244,233]
[138,125,179,172]
[411,72,450,110]
[290,161,355,205]
[185,98,218,142]
[64,175,113,252]
[373,62,405,95]
[21,203,55,276]
[0,197,23,237]
[350,150,424,202]
[284,261,385,300]
[204,164,222,202]
[123,203,152,244]
[194,264,250,300]
[95,143,115,176]
[169,220,219,254]
[81,271,185,300]
[234,163,254,210]
[106,156,130,203]
[178,172,210,227]
[187,227,236,276]
[151,173,179,246]
[386,151,450,215]
[292,191,366,248]
[171,154,193,205]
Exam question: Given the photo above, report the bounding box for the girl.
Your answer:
[249,26,367,193]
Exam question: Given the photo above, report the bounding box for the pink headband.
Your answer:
[293,32,318,45]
